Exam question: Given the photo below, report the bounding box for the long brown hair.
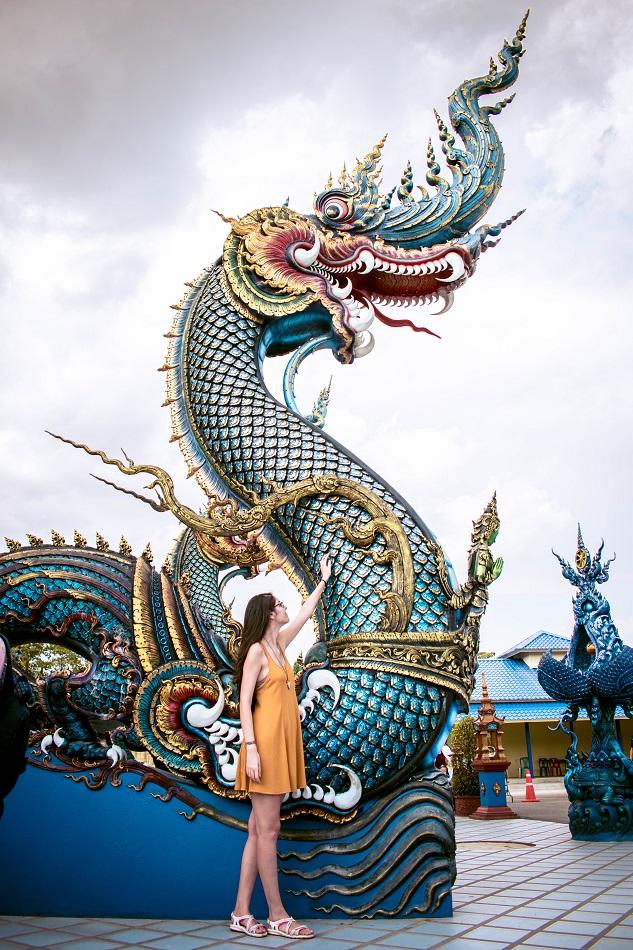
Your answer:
[234,592,276,703]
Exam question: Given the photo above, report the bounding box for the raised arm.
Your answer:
[279,554,332,649]
[239,642,265,782]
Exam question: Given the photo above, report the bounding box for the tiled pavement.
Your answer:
[1,818,632,950]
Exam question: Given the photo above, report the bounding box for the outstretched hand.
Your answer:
[320,554,332,583]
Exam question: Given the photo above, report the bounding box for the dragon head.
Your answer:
[222,13,528,364]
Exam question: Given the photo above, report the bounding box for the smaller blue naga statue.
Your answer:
[538,528,633,839]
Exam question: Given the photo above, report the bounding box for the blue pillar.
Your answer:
[524,722,534,775]
[478,770,509,807]
[471,762,518,819]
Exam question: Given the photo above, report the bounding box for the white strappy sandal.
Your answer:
[267,916,314,939]
[229,912,268,937]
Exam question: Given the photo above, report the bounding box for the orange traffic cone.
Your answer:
[524,769,539,802]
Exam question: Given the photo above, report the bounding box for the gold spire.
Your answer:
[96,533,109,551]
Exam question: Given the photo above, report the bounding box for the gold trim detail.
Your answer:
[327,628,478,706]
[132,557,161,674]
[218,267,264,324]
[44,437,415,636]
[160,571,193,662]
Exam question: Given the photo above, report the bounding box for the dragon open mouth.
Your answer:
[292,233,473,355]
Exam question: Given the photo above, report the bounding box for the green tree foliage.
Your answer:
[12,642,88,680]
[448,715,480,796]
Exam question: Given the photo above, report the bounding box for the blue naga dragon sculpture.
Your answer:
[0,14,528,915]
[538,529,633,840]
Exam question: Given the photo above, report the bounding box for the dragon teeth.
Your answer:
[437,251,466,282]
[356,250,375,273]
[348,299,375,331]
[319,250,465,282]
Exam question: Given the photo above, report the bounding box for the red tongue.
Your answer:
[373,307,441,338]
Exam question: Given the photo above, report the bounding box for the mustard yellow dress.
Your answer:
[235,643,307,795]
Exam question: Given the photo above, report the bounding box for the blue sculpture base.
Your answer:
[568,799,633,840]
[0,762,454,918]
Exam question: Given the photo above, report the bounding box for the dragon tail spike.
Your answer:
[397,160,414,202]
[515,9,530,45]
[433,109,468,178]
[425,138,448,190]
[482,93,516,117]
[478,209,526,250]
[351,134,387,192]
[361,133,387,167]
[211,208,237,226]
[89,474,167,513]
[380,186,397,211]
[433,108,447,135]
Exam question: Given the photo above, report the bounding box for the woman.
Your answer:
[230,554,331,940]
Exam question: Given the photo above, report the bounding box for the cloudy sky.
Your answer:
[1,0,631,656]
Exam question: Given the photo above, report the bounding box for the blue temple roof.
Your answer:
[498,631,571,658]
[468,657,627,721]
[471,658,550,702]
[483,700,579,721]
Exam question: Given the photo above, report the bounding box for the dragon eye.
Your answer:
[317,193,353,224]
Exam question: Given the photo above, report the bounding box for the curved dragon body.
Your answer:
[1,14,529,914]
[167,262,454,798]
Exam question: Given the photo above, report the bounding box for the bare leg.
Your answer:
[250,792,286,919]
[233,808,259,914]
[231,807,266,934]
[251,792,314,937]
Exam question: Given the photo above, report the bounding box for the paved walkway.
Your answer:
[506,777,570,824]
[1,814,632,950]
